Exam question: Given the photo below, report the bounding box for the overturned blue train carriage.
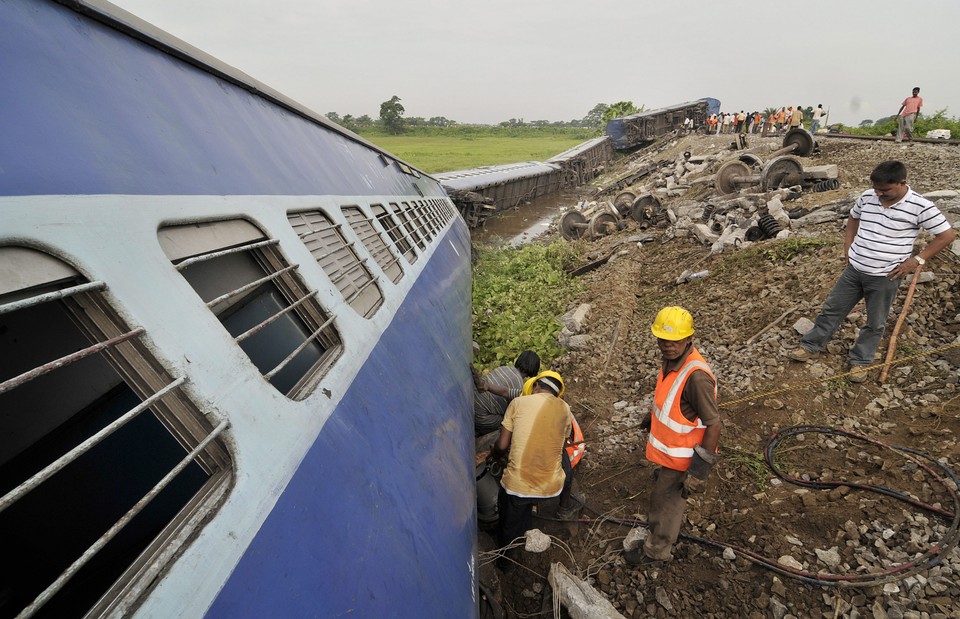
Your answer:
[606,98,721,150]
[0,1,477,617]
[437,137,614,227]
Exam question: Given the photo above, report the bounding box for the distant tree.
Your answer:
[582,103,609,130]
[531,120,550,127]
[356,114,373,128]
[406,116,426,127]
[326,111,342,123]
[859,119,874,127]
[428,116,451,127]
[379,95,406,134]
[602,101,642,126]
[762,107,778,118]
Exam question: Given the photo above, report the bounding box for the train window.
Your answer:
[0,246,231,619]
[159,220,341,399]
[392,202,426,250]
[342,206,404,284]
[418,200,439,236]
[406,201,433,241]
[287,210,383,318]
[372,204,417,264]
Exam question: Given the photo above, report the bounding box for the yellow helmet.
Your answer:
[651,306,694,340]
[522,370,565,397]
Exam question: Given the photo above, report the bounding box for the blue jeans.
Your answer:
[801,265,901,365]
[809,119,820,134]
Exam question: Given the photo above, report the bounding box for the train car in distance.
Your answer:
[0,1,477,617]
[606,98,721,150]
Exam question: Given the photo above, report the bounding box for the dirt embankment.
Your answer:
[481,133,960,619]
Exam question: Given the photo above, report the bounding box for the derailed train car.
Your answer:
[438,137,614,227]
[606,98,721,150]
[0,1,477,617]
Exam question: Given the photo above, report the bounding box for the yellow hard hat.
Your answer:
[522,370,565,397]
[651,306,694,340]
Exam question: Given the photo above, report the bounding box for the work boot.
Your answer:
[847,365,870,384]
[623,547,666,567]
[787,347,819,362]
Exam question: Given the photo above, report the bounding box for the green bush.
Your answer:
[472,241,584,370]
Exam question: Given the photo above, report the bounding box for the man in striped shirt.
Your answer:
[788,160,955,382]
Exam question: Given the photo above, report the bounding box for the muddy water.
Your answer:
[470,193,572,247]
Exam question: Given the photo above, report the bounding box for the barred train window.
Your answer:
[341,206,404,284]
[372,204,416,264]
[392,202,425,250]
[159,220,341,400]
[287,210,383,318]
[0,246,231,618]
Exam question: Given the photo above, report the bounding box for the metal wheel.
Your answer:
[738,153,764,169]
[630,195,661,226]
[588,212,619,238]
[613,191,637,215]
[782,128,816,157]
[761,155,804,191]
[559,210,588,240]
[715,160,751,194]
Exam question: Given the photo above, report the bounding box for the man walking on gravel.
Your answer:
[896,87,923,143]
[788,160,955,382]
[625,306,721,565]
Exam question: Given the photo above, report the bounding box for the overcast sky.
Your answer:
[111,0,960,127]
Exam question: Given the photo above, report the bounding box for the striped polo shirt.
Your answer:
[848,187,951,275]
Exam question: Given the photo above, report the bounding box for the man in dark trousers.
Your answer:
[626,306,721,565]
[788,160,954,382]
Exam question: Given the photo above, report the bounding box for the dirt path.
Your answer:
[479,133,960,618]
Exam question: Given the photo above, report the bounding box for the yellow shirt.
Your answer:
[501,392,572,497]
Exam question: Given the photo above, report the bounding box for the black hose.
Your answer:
[573,425,959,587]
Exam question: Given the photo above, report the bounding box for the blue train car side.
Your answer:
[0,1,478,617]
[606,98,721,149]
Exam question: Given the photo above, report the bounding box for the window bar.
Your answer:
[263,316,336,381]
[204,265,299,309]
[0,328,145,396]
[342,275,380,305]
[174,239,279,271]
[234,290,319,343]
[0,281,106,316]
[17,420,230,619]
[0,377,187,513]
[328,257,371,287]
[355,229,389,245]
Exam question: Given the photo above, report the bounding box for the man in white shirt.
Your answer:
[788,160,955,381]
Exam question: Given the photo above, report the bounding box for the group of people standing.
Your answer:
[473,152,955,572]
[706,104,826,136]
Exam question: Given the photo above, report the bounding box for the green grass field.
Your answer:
[360,131,592,174]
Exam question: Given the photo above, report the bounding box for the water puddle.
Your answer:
[470,194,571,247]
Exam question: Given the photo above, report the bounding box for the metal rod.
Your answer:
[263,316,336,380]
[0,328,145,396]
[205,265,298,308]
[0,377,187,513]
[234,291,318,343]
[0,281,106,316]
[17,421,229,619]
[174,239,278,270]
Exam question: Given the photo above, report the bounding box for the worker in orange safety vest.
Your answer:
[625,306,722,565]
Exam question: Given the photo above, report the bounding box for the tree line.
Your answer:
[325,98,645,135]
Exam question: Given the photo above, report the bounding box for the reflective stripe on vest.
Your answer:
[646,350,716,471]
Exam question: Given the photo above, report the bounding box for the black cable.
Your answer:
[570,425,959,587]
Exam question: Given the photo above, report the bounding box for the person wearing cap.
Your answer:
[492,371,573,550]
[625,306,721,565]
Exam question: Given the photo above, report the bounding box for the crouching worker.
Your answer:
[492,371,572,551]
[626,306,721,565]
[474,350,540,436]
